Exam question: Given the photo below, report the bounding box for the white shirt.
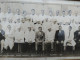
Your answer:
[42,21,52,33]
[45,30,54,42]
[14,30,24,43]
[25,30,35,42]
[30,14,38,23]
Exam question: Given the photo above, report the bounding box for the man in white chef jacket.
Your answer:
[25,27,35,53]
[38,10,47,24]
[42,18,52,33]
[64,26,76,52]
[48,10,54,21]
[4,25,14,52]
[30,9,38,24]
[45,28,54,53]
[14,27,24,53]
[23,18,34,32]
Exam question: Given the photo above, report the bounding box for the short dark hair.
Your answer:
[31,9,35,11]
[38,27,42,29]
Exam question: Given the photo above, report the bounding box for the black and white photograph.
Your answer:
[0,0,79,60]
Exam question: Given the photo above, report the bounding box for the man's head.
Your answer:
[59,26,62,30]
[23,10,27,16]
[38,27,42,32]
[45,18,48,22]
[7,25,11,30]
[28,27,31,31]
[21,18,25,23]
[8,7,11,13]
[53,19,57,24]
[48,28,51,32]
[56,10,59,16]
[49,10,53,16]
[16,9,20,15]
[31,9,35,15]
[68,10,71,16]
[62,10,65,17]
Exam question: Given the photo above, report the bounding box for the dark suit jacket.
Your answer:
[54,30,65,42]
[35,31,45,42]
[74,30,80,43]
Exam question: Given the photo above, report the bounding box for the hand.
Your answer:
[56,41,59,44]
[61,41,64,44]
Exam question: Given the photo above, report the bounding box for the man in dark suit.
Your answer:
[54,26,65,54]
[35,27,45,54]
[0,24,5,53]
[74,26,80,51]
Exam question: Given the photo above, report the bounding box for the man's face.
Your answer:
[54,21,57,24]
[48,28,51,32]
[59,26,62,30]
[8,8,11,13]
[17,9,20,15]
[49,10,53,16]
[62,11,65,17]
[23,11,27,16]
[56,10,59,16]
[38,27,42,31]
[8,25,11,30]
[31,9,35,15]
[28,27,31,31]
[68,10,71,16]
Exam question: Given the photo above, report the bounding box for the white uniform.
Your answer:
[30,14,38,23]
[4,27,14,50]
[14,30,24,43]
[48,16,54,22]
[0,12,4,24]
[1,13,7,30]
[25,30,35,42]
[64,28,76,46]
[42,21,52,33]
[52,23,58,38]
[45,30,54,42]
[38,14,47,24]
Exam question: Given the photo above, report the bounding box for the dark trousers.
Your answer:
[55,43,63,54]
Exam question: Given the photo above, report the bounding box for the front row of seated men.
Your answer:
[0,23,80,54]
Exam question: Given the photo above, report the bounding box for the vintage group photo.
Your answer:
[0,2,79,57]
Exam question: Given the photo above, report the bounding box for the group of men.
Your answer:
[0,7,79,54]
